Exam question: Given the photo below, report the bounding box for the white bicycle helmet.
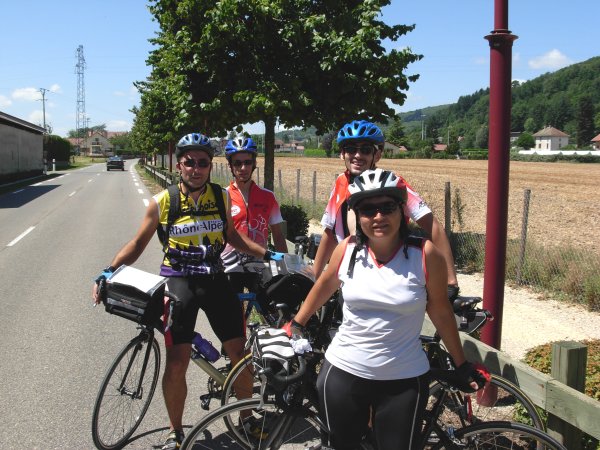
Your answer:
[347,169,407,209]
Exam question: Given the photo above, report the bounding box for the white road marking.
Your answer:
[69,191,76,197]
[143,199,149,207]
[137,189,144,194]
[12,189,24,194]
[7,226,35,247]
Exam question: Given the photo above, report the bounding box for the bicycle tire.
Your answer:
[428,374,543,431]
[92,332,161,450]
[433,421,566,449]
[182,397,326,450]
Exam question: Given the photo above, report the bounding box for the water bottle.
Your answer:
[191,332,220,363]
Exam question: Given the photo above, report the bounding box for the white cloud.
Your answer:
[528,49,573,70]
[28,110,45,125]
[474,56,488,65]
[12,87,41,101]
[114,91,126,97]
[50,84,61,93]
[0,95,12,107]
[106,120,130,131]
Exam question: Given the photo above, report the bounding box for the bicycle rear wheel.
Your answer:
[92,332,161,450]
[436,421,566,449]
[429,374,543,430]
[182,398,326,450]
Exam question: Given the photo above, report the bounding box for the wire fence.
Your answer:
[150,160,600,311]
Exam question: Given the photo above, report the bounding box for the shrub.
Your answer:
[280,204,309,240]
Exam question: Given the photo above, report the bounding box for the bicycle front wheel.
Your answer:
[182,397,326,450]
[92,332,161,450]
[436,421,566,449]
[429,374,543,430]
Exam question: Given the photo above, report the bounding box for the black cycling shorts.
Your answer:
[164,274,244,346]
[317,358,429,450]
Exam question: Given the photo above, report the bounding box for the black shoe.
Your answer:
[161,429,184,450]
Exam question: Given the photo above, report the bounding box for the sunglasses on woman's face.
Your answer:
[356,201,400,218]
[342,144,375,156]
[181,158,210,168]
[232,159,254,168]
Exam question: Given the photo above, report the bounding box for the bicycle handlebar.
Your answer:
[258,354,307,391]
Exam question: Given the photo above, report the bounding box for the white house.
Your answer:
[532,126,569,150]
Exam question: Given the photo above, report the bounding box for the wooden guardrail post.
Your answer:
[547,341,587,448]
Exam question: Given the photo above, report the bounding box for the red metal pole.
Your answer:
[481,0,518,350]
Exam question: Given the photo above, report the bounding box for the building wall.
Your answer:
[0,122,44,178]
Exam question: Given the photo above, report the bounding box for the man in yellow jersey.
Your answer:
[92,132,284,449]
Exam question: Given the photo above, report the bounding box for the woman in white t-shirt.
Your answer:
[288,169,485,450]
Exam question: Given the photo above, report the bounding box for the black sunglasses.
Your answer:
[232,159,254,168]
[356,201,400,218]
[182,158,211,168]
[342,144,376,156]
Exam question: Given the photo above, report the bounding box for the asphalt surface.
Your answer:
[0,162,218,449]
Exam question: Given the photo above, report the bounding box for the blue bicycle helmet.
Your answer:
[336,120,384,145]
[175,133,214,159]
[225,136,258,161]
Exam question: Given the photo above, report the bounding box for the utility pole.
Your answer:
[421,114,426,140]
[75,45,87,154]
[38,87,50,133]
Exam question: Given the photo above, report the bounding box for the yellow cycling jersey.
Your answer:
[153,184,228,276]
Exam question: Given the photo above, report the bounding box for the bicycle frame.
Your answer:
[119,327,155,400]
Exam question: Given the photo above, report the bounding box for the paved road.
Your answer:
[0,162,217,449]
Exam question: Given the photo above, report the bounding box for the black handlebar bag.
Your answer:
[104,265,168,328]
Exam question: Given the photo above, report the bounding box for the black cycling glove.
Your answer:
[447,284,460,301]
[454,361,490,392]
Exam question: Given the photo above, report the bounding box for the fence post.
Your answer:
[547,341,587,448]
[296,169,301,204]
[278,169,283,193]
[516,189,531,284]
[444,182,451,237]
[312,171,317,205]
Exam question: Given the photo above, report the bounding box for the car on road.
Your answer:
[106,156,125,171]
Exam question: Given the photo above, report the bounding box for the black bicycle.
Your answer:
[91,258,314,450]
[180,335,565,449]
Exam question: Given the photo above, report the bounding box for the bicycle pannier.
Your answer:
[104,265,168,328]
[264,272,314,311]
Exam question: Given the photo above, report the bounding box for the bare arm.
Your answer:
[416,213,458,286]
[312,227,337,280]
[92,201,159,303]
[269,222,288,253]
[424,240,466,367]
[292,238,345,326]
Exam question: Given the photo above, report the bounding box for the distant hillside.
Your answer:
[401,56,600,147]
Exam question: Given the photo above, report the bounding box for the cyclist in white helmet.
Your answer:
[313,120,460,300]
[288,169,486,450]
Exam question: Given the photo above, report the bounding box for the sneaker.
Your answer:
[240,416,269,440]
[161,429,184,450]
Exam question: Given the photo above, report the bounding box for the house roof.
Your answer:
[433,143,448,152]
[533,126,569,138]
[591,133,600,143]
[0,110,45,134]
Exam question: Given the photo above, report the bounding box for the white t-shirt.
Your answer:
[325,237,430,380]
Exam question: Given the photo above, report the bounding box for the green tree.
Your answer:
[144,0,421,190]
[576,95,596,147]
[524,117,537,133]
[44,135,72,162]
[109,133,132,154]
[474,125,489,149]
[386,118,406,145]
[514,132,535,149]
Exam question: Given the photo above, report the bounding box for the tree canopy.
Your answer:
[133,0,421,188]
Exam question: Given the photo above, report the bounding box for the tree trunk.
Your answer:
[263,116,276,190]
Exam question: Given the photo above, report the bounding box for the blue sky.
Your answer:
[1,1,598,138]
